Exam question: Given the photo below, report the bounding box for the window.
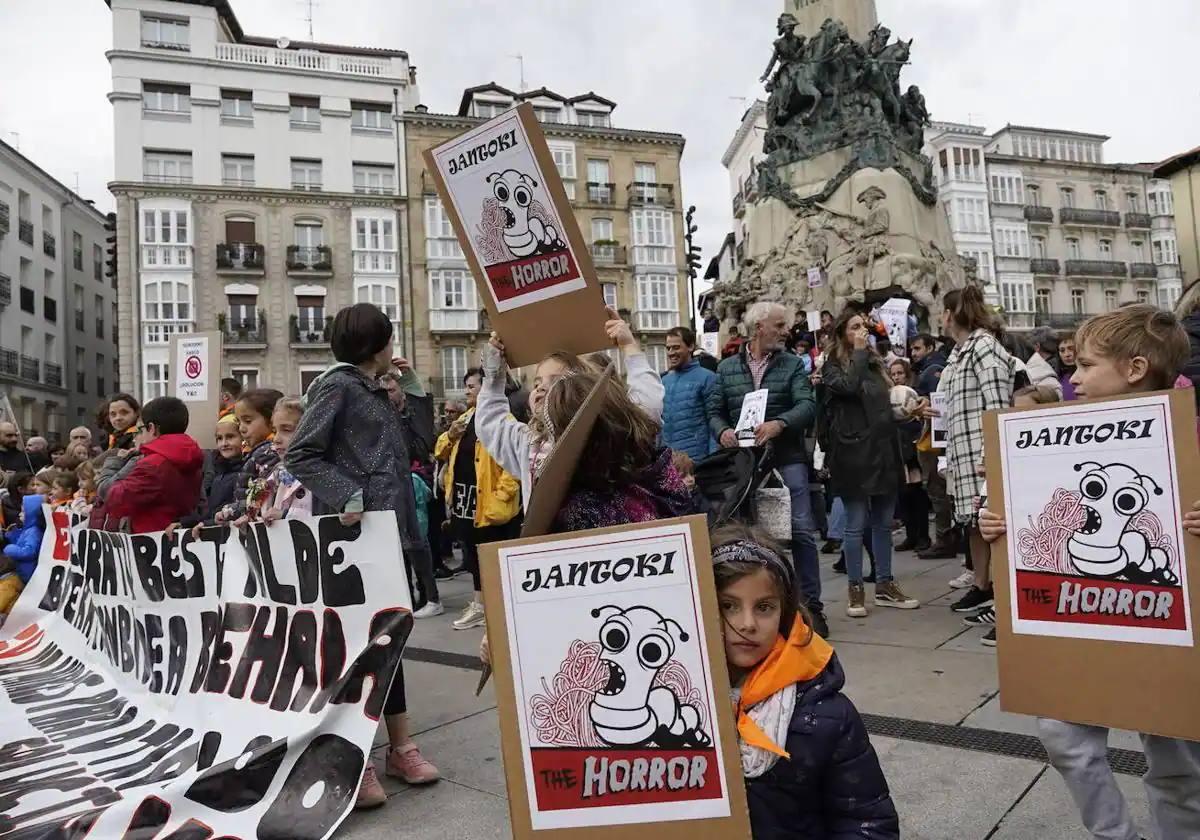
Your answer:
[75,347,86,393]
[95,294,105,338]
[955,198,988,233]
[1035,288,1051,315]
[1071,289,1086,315]
[994,225,1029,258]
[577,110,611,128]
[352,163,395,195]
[1153,235,1178,266]
[549,142,576,199]
[295,294,325,335]
[990,173,1023,204]
[293,219,325,252]
[227,294,258,331]
[441,347,469,392]
[231,369,259,390]
[1000,277,1034,315]
[430,269,476,310]
[472,101,509,119]
[1032,236,1046,258]
[142,278,192,344]
[631,208,675,265]
[354,216,396,272]
[1060,187,1075,209]
[93,244,103,281]
[602,282,617,308]
[141,15,189,50]
[633,162,658,203]
[532,106,561,124]
[356,280,400,324]
[1148,185,1174,216]
[645,345,669,373]
[591,217,614,243]
[1126,192,1141,213]
[1067,237,1081,260]
[425,198,463,259]
[1099,238,1112,258]
[290,159,322,191]
[144,362,169,401]
[1094,190,1109,211]
[1136,290,1151,305]
[142,83,190,116]
[635,273,678,330]
[1026,184,1041,207]
[958,250,993,282]
[72,232,83,270]
[73,285,84,330]
[221,154,255,187]
[143,150,192,184]
[587,159,612,202]
[1104,289,1118,311]
[1132,240,1146,261]
[351,101,392,132]
[140,208,191,267]
[220,89,253,121]
[289,96,320,129]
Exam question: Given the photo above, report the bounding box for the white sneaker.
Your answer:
[948,570,974,589]
[413,601,444,619]
[452,601,486,630]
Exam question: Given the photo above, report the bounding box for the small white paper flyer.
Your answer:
[735,389,769,447]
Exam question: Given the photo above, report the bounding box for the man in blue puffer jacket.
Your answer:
[660,326,718,462]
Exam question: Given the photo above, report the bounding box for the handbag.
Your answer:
[754,469,793,543]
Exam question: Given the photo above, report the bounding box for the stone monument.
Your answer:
[713,0,966,328]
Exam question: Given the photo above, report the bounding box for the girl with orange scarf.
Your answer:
[714,526,899,839]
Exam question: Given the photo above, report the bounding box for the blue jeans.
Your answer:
[828,497,846,540]
[777,463,821,613]
[841,494,897,585]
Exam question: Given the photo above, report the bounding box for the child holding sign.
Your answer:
[979,305,1200,840]
[713,525,899,839]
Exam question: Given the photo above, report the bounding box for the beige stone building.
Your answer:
[1154,146,1199,289]
[401,84,688,400]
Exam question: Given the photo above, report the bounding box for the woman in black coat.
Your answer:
[818,310,919,618]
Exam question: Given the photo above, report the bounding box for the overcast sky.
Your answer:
[2,0,1197,289]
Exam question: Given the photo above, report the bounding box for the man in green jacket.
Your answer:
[707,302,825,637]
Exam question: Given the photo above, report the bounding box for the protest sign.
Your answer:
[930,392,948,449]
[735,389,769,447]
[984,389,1200,740]
[480,516,750,839]
[0,511,411,838]
[699,333,720,359]
[804,310,821,334]
[424,103,610,367]
[169,330,222,452]
[806,267,823,288]
[877,298,911,354]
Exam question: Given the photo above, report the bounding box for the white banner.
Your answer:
[0,511,410,839]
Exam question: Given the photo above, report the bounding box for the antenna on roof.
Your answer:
[511,54,526,92]
[298,0,316,40]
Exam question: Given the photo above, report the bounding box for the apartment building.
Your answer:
[986,125,1180,329]
[0,140,115,442]
[402,84,688,398]
[1152,146,1198,290]
[104,0,418,399]
[724,100,766,267]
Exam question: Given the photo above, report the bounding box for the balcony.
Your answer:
[45,363,62,388]
[1041,313,1091,330]
[0,201,8,235]
[733,191,746,218]
[634,311,678,332]
[217,242,265,272]
[1065,260,1127,278]
[1131,262,1158,279]
[1030,258,1060,275]
[627,182,675,207]
[221,313,268,347]
[290,315,331,347]
[20,355,40,382]
[589,242,626,266]
[19,219,33,245]
[0,349,16,377]
[429,309,480,332]
[1023,205,1054,223]
[1059,208,1121,227]
[1004,312,1035,329]
[43,232,56,257]
[1125,212,1152,229]
[586,182,616,205]
[214,42,392,79]
[0,274,9,307]
[286,245,333,274]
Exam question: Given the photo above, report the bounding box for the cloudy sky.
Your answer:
[2,0,1197,283]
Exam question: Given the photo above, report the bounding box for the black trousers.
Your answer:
[460,520,523,591]
[899,482,931,543]
[384,660,406,716]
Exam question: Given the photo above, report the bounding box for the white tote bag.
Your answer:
[755,469,793,543]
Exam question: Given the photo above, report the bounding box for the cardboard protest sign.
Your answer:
[735,389,768,447]
[0,511,411,838]
[984,389,1200,740]
[930,392,948,449]
[876,298,911,354]
[424,103,610,367]
[169,330,223,452]
[700,333,720,359]
[480,516,750,838]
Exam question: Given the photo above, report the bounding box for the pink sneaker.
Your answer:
[387,742,440,784]
[355,763,387,810]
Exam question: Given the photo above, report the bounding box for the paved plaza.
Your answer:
[340,549,1151,839]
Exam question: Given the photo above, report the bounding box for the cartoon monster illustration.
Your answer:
[588,605,711,749]
[485,169,566,258]
[1067,462,1177,585]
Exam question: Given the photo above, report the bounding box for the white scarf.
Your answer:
[732,682,798,779]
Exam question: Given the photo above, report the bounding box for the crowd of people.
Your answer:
[2,282,1200,836]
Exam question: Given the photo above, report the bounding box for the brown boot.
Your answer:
[846,583,867,618]
[875,580,920,609]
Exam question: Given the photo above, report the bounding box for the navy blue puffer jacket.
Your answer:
[661,359,718,462]
[746,654,899,839]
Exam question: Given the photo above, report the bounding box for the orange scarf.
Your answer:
[733,617,834,759]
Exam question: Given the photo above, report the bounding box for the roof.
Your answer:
[0,138,108,224]
[1155,144,1200,179]
[457,82,520,115]
[704,233,736,279]
[457,85,618,117]
[103,0,408,59]
[403,110,684,147]
[569,92,617,109]
[520,87,569,103]
[721,100,766,168]
[992,123,1110,142]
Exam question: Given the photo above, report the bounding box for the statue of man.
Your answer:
[867,24,892,57]
[760,13,804,85]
